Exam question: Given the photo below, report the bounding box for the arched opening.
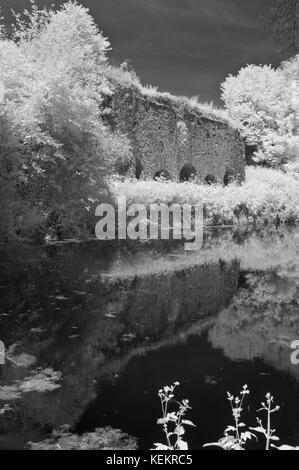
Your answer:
[204,174,217,185]
[180,164,197,182]
[154,169,171,181]
[245,144,258,166]
[135,158,143,180]
[224,169,237,186]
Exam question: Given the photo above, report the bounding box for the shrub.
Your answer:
[109,167,299,227]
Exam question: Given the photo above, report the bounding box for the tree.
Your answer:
[221,58,299,167]
[266,0,299,58]
[0,1,133,240]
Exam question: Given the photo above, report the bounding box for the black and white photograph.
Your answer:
[0,0,298,455]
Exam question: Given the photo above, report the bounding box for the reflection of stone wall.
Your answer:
[0,248,240,439]
[107,87,245,183]
[118,260,240,339]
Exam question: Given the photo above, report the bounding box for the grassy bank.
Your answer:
[109,167,299,226]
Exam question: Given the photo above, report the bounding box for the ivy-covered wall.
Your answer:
[107,86,245,183]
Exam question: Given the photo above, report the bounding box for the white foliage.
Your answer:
[221,58,299,166]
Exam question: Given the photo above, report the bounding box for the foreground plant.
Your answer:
[250,393,280,450]
[250,392,299,451]
[249,392,299,451]
[204,385,256,450]
[207,386,299,451]
[153,382,196,451]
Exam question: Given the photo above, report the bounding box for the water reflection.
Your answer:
[0,227,298,448]
[209,269,299,380]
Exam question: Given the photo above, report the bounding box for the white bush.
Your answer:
[109,167,299,226]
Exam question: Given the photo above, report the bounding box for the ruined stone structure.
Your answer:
[107,86,245,184]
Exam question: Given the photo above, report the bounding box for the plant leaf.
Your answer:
[177,440,188,450]
[153,443,171,450]
[175,426,185,436]
[272,445,299,451]
[182,420,196,427]
[157,418,168,425]
[250,426,266,435]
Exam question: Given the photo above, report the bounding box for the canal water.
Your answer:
[0,227,299,450]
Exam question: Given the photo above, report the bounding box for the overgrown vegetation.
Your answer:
[110,167,299,227]
[104,62,235,127]
[0,1,132,242]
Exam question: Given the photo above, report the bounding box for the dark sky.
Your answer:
[0,0,279,104]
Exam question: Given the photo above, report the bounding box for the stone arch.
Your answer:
[154,169,171,181]
[224,169,237,186]
[205,174,217,185]
[180,164,197,182]
[135,158,143,180]
[245,144,258,165]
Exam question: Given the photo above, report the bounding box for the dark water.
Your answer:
[1,227,299,450]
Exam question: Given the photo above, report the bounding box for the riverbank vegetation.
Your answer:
[110,167,299,227]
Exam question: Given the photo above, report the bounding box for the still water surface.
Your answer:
[0,227,299,450]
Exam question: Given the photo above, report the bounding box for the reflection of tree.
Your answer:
[209,269,299,380]
[0,245,239,440]
[1,227,298,444]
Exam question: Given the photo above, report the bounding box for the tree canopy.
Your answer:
[0,1,132,241]
[221,56,299,167]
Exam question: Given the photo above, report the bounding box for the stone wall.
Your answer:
[106,86,245,183]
